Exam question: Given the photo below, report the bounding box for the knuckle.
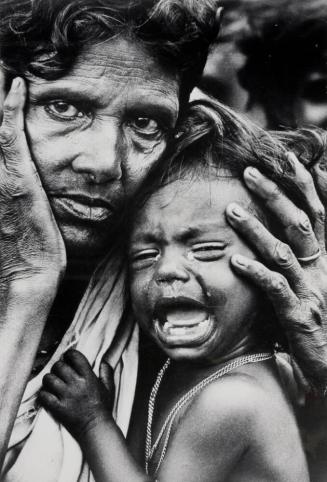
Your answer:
[66,348,81,359]
[298,168,313,189]
[314,204,325,225]
[3,100,17,113]
[296,211,312,234]
[310,290,325,314]
[65,348,83,364]
[270,273,288,294]
[267,185,282,202]
[0,126,17,148]
[43,373,54,384]
[52,360,65,372]
[254,265,268,284]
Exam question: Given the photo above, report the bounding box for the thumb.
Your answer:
[99,361,115,394]
[0,67,6,124]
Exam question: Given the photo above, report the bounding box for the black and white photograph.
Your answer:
[0,0,327,480]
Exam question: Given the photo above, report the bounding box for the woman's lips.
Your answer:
[51,196,115,223]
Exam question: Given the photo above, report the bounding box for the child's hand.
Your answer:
[39,349,115,442]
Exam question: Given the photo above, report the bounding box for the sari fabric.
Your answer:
[2,250,138,482]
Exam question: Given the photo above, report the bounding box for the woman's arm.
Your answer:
[0,74,66,468]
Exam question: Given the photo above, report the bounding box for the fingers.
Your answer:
[1,77,26,132]
[38,390,62,411]
[42,373,66,398]
[285,152,325,248]
[51,360,77,384]
[226,203,308,291]
[63,349,93,377]
[0,77,36,176]
[42,350,92,391]
[0,67,6,123]
[231,255,300,318]
[243,165,325,255]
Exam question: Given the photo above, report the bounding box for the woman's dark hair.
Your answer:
[126,97,327,349]
[237,0,327,128]
[0,0,221,105]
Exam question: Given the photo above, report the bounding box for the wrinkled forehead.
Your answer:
[73,37,179,81]
[27,37,181,116]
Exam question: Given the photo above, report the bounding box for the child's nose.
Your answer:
[155,257,190,285]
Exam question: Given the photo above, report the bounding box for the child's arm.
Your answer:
[38,351,254,482]
[38,350,255,482]
[40,352,303,482]
[39,349,151,482]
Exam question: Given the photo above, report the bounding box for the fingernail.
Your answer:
[245,167,261,180]
[228,203,247,219]
[232,254,248,268]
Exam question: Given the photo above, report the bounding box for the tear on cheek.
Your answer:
[140,137,166,155]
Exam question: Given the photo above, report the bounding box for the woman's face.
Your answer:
[25,37,180,256]
[129,176,261,363]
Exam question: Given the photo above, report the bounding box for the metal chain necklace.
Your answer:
[145,352,273,476]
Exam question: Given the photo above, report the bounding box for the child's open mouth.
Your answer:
[153,297,214,347]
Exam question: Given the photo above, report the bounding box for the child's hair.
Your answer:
[125,97,327,349]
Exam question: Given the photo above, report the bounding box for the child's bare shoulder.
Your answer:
[163,361,308,481]
[162,367,270,480]
[188,366,275,435]
[176,358,304,461]
[171,363,276,459]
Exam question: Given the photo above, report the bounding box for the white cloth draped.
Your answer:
[2,249,138,482]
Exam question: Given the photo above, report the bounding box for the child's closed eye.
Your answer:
[130,249,160,269]
[190,242,227,261]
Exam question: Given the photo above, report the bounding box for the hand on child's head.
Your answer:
[39,349,115,442]
[129,177,262,363]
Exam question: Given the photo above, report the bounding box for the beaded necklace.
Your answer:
[145,352,273,476]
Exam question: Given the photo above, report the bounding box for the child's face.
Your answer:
[129,175,262,362]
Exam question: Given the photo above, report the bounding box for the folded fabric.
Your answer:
[2,249,138,482]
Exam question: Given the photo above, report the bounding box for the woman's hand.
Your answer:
[0,76,66,289]
[226,153,327,392]
[0,74,68,470]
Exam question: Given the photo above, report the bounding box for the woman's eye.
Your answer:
[190,243,226,261]
[130,249,160,269]
[45,101,84,120]
[128,117,162,137]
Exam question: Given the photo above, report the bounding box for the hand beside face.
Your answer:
[129,176,261,363]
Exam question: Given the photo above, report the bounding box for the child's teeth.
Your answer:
[171,327,187,336]
[162,317,209,334]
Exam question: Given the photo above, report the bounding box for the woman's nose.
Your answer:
[71,121,123,183]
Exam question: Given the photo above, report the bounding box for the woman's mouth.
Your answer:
[153,298,215,347]
[51,195,115,223]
